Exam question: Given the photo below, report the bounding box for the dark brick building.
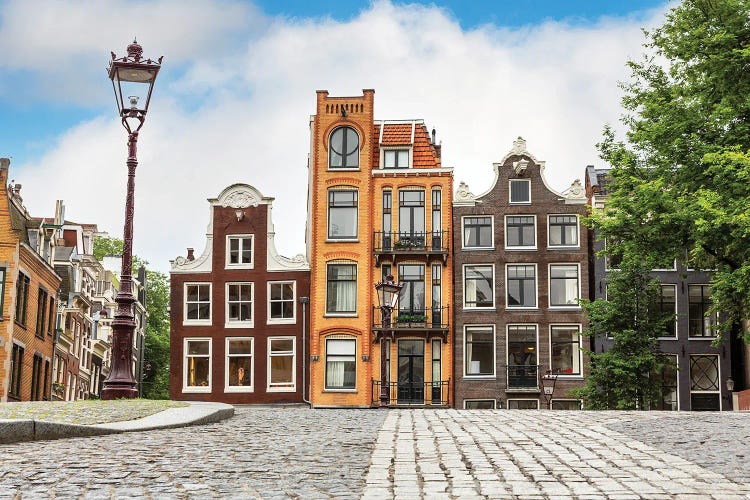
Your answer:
[170,184,310,404]
[452,138,589,409]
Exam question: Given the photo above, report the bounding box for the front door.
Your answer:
[398,340,424,404]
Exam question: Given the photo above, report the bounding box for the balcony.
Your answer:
[507,365,540,392]
[371,380,450,407]
[372,306,449,342]
[373,231,449,265]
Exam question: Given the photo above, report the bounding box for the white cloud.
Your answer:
[6,0,668,273]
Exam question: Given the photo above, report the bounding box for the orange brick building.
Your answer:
[306,90,453,407]
[0,158,61,402]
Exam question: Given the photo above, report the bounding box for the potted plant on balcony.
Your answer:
[395,314,428,326]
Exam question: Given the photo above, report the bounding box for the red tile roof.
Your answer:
[372,122,441,170]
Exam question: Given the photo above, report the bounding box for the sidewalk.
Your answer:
[0,401,234,444]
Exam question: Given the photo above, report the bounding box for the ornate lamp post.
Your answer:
[375,275,403,408]
[540,369,559,410]
[101,40,162,399]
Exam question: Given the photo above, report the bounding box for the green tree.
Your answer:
[595,0,750,342]
[573,259,672,409]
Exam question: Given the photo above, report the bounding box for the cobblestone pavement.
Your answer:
[0,400,187,425]
[2,408,749,499]
[363,410,750,500]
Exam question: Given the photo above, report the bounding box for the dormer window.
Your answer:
[509,179,531,204]
[329,126,359,168]
[226,235,254,269]
[384,149,409,169]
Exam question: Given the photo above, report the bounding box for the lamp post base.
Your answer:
[101,384,138,400]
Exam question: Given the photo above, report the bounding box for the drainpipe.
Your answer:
[299,296,310,406]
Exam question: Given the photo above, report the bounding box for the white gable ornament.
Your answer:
[454,181,476,205]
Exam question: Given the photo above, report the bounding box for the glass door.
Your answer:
[397,340,424,404]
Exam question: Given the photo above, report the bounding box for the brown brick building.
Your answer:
[170,184,310,404]
[452,138,589,409]
[0,158,62,402]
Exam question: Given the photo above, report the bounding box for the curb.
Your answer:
[0,402,234,445]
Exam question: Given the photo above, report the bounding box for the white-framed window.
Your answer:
[551,400,581,410]
[226,235,254,269]
[505,215,536,249]
[183,283,211,325]
[326,262,357,314]
[509,179,531,204]
[268,281,296,324]
[689,285,717,338]
[548,215,579,248]
[464,399,496,409]
[655,354,678,410]
[225,337,253,392]
[183,338,211,393]
[463,264,494,309]
[548,264,580,308]
[507,324,538,390]
[329,126,360,169]
[462,216,493,249]
[507,399,539,409]
[325,337,356,390]
[550,325,582,376]
[328,189,358,240]
[659,284,677,338]
[464,325,495,377]
[225,282,253,328]
[506,264,537,309]
[267,337,295,392]
[383,149,410,169]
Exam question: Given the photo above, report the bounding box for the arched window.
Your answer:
[329,126,359,168]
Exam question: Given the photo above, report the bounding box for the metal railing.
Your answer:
[372,379,450,406]
[507,364,539,389]
[374,231,449,253]
[372,306,449,330]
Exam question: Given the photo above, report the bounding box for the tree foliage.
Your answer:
[595,0,750,342]
[573,259,672,409]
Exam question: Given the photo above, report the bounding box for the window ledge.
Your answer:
[658,337,678,341]
[689,336,718,340]
[548,306,582,310]
[327,168,361,172]
[463,307,495,311]
[267,318,296,326]
[326,239,359,243]
[506,307,538,311]
[463,375,496,380]
[554,375,584,380]
[183,387,212,393]
[548,246,581,250]
[267,387,296,393]
[225,264,254,270]
[323,389,358,393]
[225,322,254,329]
[324,313,358,318]
[504,247,538,251]
[462,247,495,251]
[183,320,212,327]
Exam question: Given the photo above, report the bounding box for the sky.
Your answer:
[0,0,671,273]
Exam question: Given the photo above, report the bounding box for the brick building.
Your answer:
[306,90,453,408]
[170,184,310,403]
[452,138,589,409]
[0,158,62,402]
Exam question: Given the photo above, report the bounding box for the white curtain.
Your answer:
[327,361,345,387]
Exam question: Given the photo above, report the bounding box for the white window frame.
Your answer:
[688,284,718,339]
[325,262,358,316]
[659,284,678,340]
[548,324,583,378]
[505,263,538,310]
[509,179,531,205]
[506,324,539,373]
[547,214,580,249]
[225,282,254,329]
[504,214,537,250]
[507,399,539,409]
[463,324,496,378]
[267,281,296,325]
[183,337,212,393]
[267,336,296,392]
[463,399,497,409]
[225,234,254,270]
[462,264,495,310]
[380,147,413,169]
[327,188,359,241]
[547,263,582,309]
[328,126,361,171]
[225,337,254,393]
[461,215,494,250]
[183,282,212,326]
[325,337,357,391]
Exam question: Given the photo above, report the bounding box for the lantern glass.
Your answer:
[110,64,158,117]
[375,278,402,309]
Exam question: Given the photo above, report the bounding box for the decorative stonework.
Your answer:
[563,179,587,203]
[500,136,539,165]
[171,236,213,273]
[454,181,476,205]
[212,183,271,209]
[267,233,309,271]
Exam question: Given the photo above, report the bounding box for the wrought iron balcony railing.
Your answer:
[372,306,449,331]
[373,231,449,264]
[507,364,540,390]
[371,379,450,406]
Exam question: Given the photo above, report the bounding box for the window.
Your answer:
[328,190,358,239]
[183,339,211,392]
[398,264,425,316]
[0,267,5,314]
[226,235,253,268]
[509,179,530,204]
[36,288,49,338]
[550,326,581,375]
[325,338,356,389]
[15,272,30,326]
[9,343,24,399]
[384,149,408,169]
[382,190,392,250]
[43,360,50,401]
[551,400,581,410]
[505,216,535,248]
[431,264,442,326]
[507,264,537,308]
[463,216,493,249]
[548,215,579,247]
[326,263,357,314]
[464,400,496,409]
[398,190,425,237]
[507,399,539,409]
[659,285,677,337]
[653,355,678,410]
[226,338,253,391]
[184,283,211,323]
[690,354,720,411]
[689,285,717,337]
[47,296,55,336]
[268,337,295,391]
[31,353,43,401]
[464,326,494,376]
[549,265,579,307]
[268,281,295,323]
[329,126,359,168]
[463,265,494,309]
[431,339,442,402]
[226,283,253,327]
[431,189,442,250]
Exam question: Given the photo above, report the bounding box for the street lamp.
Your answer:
[540,369,559,410]
[101,40,162,400]
[374,275,403,408]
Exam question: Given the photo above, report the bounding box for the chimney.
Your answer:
[55,200,65,226]
[187,248,195,261]
[0,158,9,171]
[434,141,442,159]
[431,128,436,144]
